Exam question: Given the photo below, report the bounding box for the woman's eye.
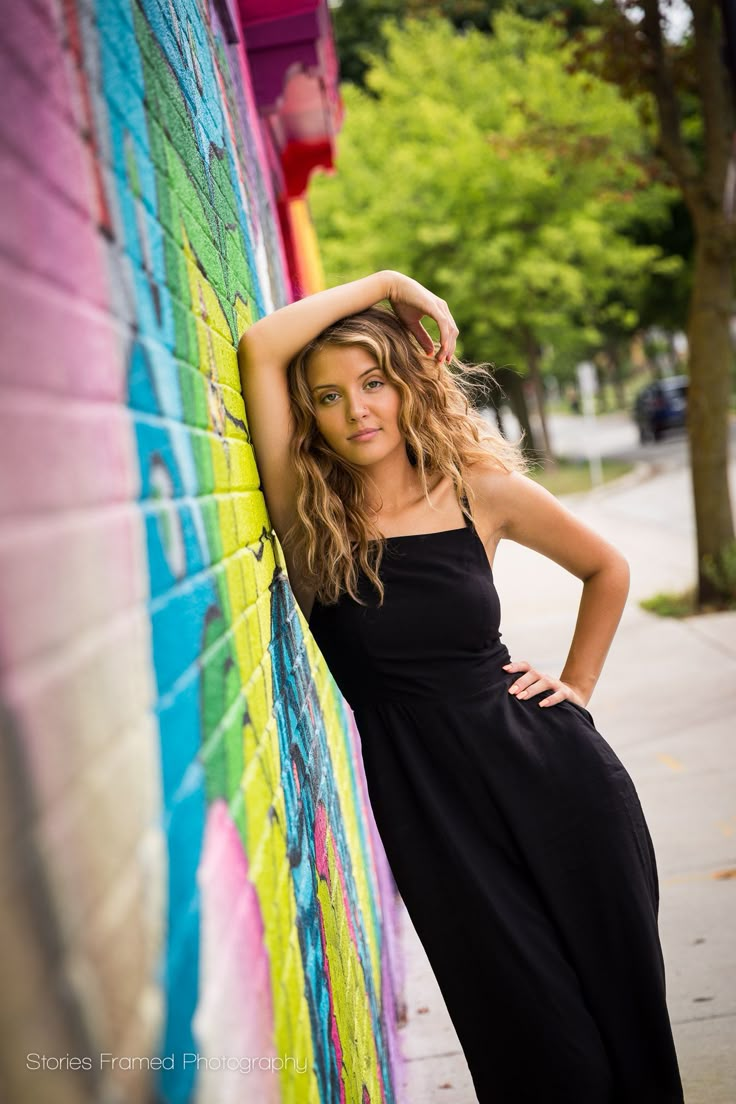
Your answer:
[319,379,382,405]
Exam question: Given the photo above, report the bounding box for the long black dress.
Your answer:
[308,503,684,1104]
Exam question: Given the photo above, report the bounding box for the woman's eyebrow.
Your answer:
[311,366,382,393]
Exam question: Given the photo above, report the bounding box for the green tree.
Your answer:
[331,0,598,87]
[549,193,693,409]
[312,13,676,462]
[571,0,735,604]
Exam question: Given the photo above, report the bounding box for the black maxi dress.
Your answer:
[308,505,684,1104]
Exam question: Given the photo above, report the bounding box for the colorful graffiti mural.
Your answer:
[0,2,403,1102]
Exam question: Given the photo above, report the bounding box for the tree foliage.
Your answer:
[322,2,734,601]
[569,0,735,604]
[313,14,678,383]
[331,0,599,87]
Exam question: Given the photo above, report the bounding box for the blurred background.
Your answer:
[316,0,736,615]
[315,7,736,1100]
[0,1,734,1103]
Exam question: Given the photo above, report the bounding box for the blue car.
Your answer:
[633,375,688,443]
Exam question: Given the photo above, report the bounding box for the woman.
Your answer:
[238,270,684,1103]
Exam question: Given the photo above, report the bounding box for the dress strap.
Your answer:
[459,490,475,532]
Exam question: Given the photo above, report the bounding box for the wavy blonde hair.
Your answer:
[284,306,525,606]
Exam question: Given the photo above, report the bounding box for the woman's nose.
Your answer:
[347,393,369,420]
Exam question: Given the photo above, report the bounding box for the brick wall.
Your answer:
[0,2,403,1102]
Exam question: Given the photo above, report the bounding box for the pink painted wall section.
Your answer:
[196,800,280,1104]
[0,2,404,1103]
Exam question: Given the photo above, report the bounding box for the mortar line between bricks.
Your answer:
[128,398,252,430]
[26,0,55,30]
[0,543,281,683]
[1,354,251,414]
[152,580,307,709]
[148,539,277,614]
[0,384,251,423]
[0,232,257,361]
[0,219,250,355]
[0,246,115,323]
[0,16,82,133]
[0,492,264,535]
[0,252,130,325]
[92,59,243,238]
[25,705,161,836]
[0,118,99,225]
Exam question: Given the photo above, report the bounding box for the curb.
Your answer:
[558,460,657,503]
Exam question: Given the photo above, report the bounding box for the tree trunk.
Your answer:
[524,331,555,468]
[686,226,735,604]
[493,366,538,457]
[607,343,627,410]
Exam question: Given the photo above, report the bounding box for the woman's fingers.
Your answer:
[539,689,566,708]
[514,677,551,700]
[504,658,582,710]
[393,302,452,359]
[506,664,561,701]
[415,321,437,355]
[388,278,459,362]
[507,667,541,696]
[436,310,459,363]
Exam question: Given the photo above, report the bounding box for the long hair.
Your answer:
[284,306,525,606]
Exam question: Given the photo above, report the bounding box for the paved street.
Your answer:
[398,416,736,1103]
[503,406,736,474]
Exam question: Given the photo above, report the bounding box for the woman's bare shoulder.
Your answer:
[466,459,625,579]
[465,456,520,488]
[464,459,528,535]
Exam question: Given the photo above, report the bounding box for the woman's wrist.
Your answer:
[378,269,400,300]
[559,673,597,708]
[368,270,395,305]
[238,269,459,377]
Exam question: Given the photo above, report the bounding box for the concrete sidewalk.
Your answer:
[397,463,736,1103]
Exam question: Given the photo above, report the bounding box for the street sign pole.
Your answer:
[576,361,603,489]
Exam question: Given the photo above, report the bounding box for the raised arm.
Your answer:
[237,270,458,542]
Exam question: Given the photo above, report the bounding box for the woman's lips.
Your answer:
[349,429,379,441]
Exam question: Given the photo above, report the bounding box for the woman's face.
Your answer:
[306,343,405,465]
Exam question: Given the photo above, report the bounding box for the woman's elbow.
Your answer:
[237,329,262,375]
[606,549,630,599]
[587,547,629,594]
